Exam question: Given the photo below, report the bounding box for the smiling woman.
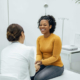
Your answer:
[38,15,56,38]
[39,20,51,36]
[31,15,64,80]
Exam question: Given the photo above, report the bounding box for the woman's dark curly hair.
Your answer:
[38,15,56,33]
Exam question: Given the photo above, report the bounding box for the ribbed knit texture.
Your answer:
[36,33,63,67]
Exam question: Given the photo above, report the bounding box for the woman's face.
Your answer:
[39,19,51,34]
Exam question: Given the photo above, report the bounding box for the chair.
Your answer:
[0,74,19,80]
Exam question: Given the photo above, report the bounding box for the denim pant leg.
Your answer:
[34,65,64,80]
[30,65,46,80]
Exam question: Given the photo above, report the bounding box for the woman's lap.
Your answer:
[31,65,64,80]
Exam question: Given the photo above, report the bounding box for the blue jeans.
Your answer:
[31,65,64,80]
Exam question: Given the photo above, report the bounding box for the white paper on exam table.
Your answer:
[62,45,78,51]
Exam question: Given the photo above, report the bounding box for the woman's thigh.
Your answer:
[34,65,64,80]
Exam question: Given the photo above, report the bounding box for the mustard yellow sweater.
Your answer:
[36,33,63,67]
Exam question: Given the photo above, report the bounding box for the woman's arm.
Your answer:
[36,37,42,61]
[28,48,36,76]
[41,36,62,65]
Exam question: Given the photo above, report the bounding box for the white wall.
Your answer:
[0,0,9,51]
[45,0,80,46]
[9,0,80,46]
[0,0,80,74]
[0,0,9,73]
[0,0,80,51]
[9,0,46,46]
[69,2,80,46]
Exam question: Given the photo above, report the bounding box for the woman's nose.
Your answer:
[41,25,44,28]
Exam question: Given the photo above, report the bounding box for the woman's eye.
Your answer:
[39,24,42,26]
[39,24,47,26]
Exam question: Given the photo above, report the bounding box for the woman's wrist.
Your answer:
[35,61,42,66]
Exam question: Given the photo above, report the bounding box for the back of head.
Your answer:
[7,24,24,42]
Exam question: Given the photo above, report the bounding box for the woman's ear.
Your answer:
[50,25,52,29]
[21,31,24,37]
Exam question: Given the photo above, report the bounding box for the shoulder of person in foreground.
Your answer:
[22,44,36,59]
[1,45,11,54]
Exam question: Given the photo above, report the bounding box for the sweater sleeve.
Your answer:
[36,37,42,61]
[42,36,62,65]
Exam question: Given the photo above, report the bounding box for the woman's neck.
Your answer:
[18,39,24,44]
[44,32,51,38]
